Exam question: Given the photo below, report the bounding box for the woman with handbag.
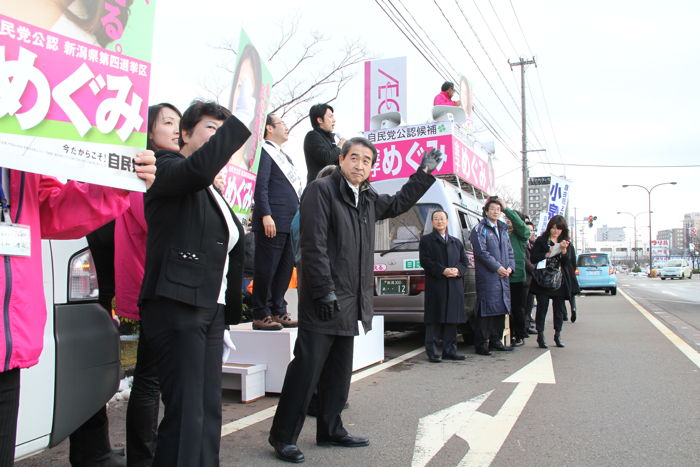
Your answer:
[529,215,579,348]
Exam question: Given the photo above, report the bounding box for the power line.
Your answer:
[508,0,534,55]
[488,0,520,56]
[543,162,700,168]
[432,0,522,131]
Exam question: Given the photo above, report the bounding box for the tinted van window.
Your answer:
[375,203,441,251]
[577,254,610,267]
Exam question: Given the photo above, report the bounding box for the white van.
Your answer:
[372,175,487,337]
[14,239,119,461]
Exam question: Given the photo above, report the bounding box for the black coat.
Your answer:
[140,116,250,325]
[298,167,435,336]
[529,235,580,298]
[419,231,469,324]
[251,145,299,233]
[303,127,340,183]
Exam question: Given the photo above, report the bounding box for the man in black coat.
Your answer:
[250,114,303,330]
[268,138,442,463]
[303,103,346,183]
[419,210,469,363]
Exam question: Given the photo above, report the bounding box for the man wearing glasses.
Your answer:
[250,114,303,330]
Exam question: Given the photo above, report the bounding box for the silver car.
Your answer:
[659,259,693,280]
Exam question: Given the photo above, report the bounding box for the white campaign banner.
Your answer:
[536,176,572,234]
[364,57,407,131]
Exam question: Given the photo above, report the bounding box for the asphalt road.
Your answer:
[17,277,700,466]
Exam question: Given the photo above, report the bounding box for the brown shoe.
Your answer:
[271,313,298,328]
[252,316,283,331]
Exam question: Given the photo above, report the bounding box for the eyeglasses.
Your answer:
[271,121,287,127]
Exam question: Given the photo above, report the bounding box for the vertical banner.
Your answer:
[364,57,407,131]
[219,29,272,216]
[0,1,157,191]
[536,176,571,234]
[651,239,670,263]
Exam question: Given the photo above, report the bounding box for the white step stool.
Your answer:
[221,362,267,403]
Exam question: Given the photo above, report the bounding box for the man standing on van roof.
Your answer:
[268,139,442,463]
[433,81,462,107]
[303,103,346,183]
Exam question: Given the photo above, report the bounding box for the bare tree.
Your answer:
[211,17,372,133]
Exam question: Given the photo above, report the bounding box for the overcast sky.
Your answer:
[149,0,700,242]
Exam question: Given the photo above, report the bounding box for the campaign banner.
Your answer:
[219,30,272,216]
[651,239,670,257]
[536,176,572,234]
[364,121,494,194]
[0,2,156,191]
[364,57,407,131]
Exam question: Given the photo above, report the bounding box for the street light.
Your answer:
[622,182,677,274]
[616,211,651,264]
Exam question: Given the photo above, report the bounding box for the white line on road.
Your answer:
[220,346,425,437]
[619,289,700,369]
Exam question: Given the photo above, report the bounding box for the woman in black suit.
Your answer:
[529,215,579,349]
[139,101,250,467]
[419,209,469,362]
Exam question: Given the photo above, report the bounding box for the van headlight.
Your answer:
[68,249,99,302]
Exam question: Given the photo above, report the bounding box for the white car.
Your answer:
[659,259,693,280]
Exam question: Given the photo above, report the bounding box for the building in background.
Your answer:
[657,228,686,255]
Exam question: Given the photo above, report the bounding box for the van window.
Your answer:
[375,203,441,251]
[665,260,682,267]
[577,254,610,267]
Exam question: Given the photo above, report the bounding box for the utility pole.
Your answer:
[509,57,537,215]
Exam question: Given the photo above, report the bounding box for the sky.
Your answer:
[148,0,700,244]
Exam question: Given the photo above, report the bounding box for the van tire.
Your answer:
[610,287,617,296]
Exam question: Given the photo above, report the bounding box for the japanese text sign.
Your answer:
[364,57,407,131]
[0,2,156,191]
[536,176,571,234]
[364,121,494,194]
[220,30,272,216]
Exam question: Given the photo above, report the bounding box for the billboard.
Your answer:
[364,57,407,131]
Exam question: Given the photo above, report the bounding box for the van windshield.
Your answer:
[375,203,441,252]
[577,254,609,267]
[665,260,682,267]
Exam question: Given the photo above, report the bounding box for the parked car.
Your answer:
[15,239,119,461]
[575,252,617,295]
[371,175,485,338]
[658,259,693,280]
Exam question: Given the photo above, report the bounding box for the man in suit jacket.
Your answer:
[250,114,303,330]
[303,103,346,183]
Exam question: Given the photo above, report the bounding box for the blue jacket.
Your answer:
[252,145,299,233]
[470,217,515,317]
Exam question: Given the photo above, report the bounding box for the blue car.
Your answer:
[575,253,617,295]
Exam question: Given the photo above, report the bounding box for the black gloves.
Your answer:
[419,148,444,174]
[314,292,340,321]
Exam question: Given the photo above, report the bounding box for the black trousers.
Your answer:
[535,294,566,333]
[141,299,225,467]
[424,323,458,357]
[270,329,353,444]
[526,291,536,326]
[509,282,529,339]
[474,313,505,347]
[251,232,294,320]
[0,368,20,467]
[69,406,111,465]
[126,330,160,467]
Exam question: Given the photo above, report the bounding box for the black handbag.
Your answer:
[533,255,562,290]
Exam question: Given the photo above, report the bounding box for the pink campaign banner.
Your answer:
[0,14,149,139]
[365,122,494,194]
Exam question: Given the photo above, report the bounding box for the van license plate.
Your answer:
[589,270,600,275]
[380,278,408,295]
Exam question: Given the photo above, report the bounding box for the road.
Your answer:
[17,275,700,466]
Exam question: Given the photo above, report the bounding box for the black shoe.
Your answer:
[475,345,492,356]
[554,333,565,348]
[511,338,524,347]
[269,436,305,463]
[79,450,126,467]
[428,355,442,363]
[537,332,548,349]
[317,434,369,447]
[442,353,466,360]
[527,327,538,335]
[489,342,514,351]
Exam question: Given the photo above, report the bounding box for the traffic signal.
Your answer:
[587,215,597,228]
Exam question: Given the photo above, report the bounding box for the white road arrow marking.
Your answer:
[412,351,555,467]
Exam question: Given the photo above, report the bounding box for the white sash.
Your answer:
[264,141,302,199]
